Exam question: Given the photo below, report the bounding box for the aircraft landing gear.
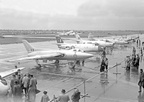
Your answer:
[36,60,42,68]
[55,60,59,64]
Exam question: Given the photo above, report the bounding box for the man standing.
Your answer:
[28,75,37,102]
[100,56,106,72]
[10,75,17,96]
[71,89,81,102]
[105,57,108,72]
[138,69,144,92]
[22,74,29,96]
[57,89,70,102]
[135,54,140,69]
[13,81,23,102]
[125,56,131,71]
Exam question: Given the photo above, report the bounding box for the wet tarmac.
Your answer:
[0,34,144,102]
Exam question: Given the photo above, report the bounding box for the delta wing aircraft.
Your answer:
[0,67,25,96]
[55,35,103,52]
[75,33,114,47]
[11,40,93,67]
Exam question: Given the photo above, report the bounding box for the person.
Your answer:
[76,60,80,66]
[71,63,76,72]
[135,54,140,69]
[137,39,139,46]
[125,56,131,71]
[28,74,37,102]
[40,91,50,102]
[105,57,108,72]
[15,65,17,69]
[13,81,23,102]
[57,89,70,102]
[140,48,143,61]
[142,42,144,50]
[71,89,81,102]
[10,74,17,96]
[100,57,106,72]
[139,39,141,47]
[102,47,106,58]
[17,69,23,77]
[132,54,136,67]
[82,60,85,66]
[138,69,144,92]
[132,47,136,55]
[22,74,29,96]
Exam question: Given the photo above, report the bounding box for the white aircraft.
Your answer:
[57,30,77,36]
[0,67,25,96]
[87,34,128,45]
[75,33,114,47]
[87,34,136,45]
[55,35,104,52]
[12,40,93,66]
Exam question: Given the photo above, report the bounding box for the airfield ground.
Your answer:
[0,33,144,102]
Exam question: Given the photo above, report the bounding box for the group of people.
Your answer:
[125,46,140,71]
[41,88,81,102]
[9,69,37,102]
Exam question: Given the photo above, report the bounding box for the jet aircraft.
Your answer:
[75,33,114,47]
[11,40,93,67]
[57,30,76,36]
[87,33,137,45]
[55,35,103,52]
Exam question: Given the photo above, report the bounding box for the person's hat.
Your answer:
[43,91,47,94]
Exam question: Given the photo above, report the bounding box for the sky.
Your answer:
[0,0,144,30]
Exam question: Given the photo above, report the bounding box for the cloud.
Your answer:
[0,0,144,30]
[0,8,51,29]
[78,0,144,18]
[107,0,144,17]
[77,0,110,17]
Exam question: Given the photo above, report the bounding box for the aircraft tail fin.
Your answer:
[55,35,64,43]
[75,33,81,40]
[22,40,35,53]
[88,33,95,41]
[74,33,82,44]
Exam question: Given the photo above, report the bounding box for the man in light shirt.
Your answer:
[57,89,70,102]
[22,74,29,95]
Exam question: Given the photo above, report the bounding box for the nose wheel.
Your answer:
[55,60,59,64]
[36,60,42,67]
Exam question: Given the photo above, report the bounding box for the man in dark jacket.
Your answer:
[100,57,106,72]
[71,89,80,102]
[138,69,144,92]
[135,54,140,69]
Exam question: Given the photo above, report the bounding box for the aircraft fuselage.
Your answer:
[28,50,93,61]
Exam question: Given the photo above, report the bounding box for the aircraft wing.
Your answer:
[8,52,64,61]
[2,35,55,39]
[0,67,25,78]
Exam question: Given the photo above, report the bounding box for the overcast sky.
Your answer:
[0,0,144,30]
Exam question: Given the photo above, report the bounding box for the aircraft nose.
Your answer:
[78,52,93,59]
[84,53,93,58]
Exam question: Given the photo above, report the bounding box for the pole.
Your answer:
[113,62,121,83]
[84,80,86,102]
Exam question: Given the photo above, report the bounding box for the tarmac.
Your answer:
[0,34,144,102]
